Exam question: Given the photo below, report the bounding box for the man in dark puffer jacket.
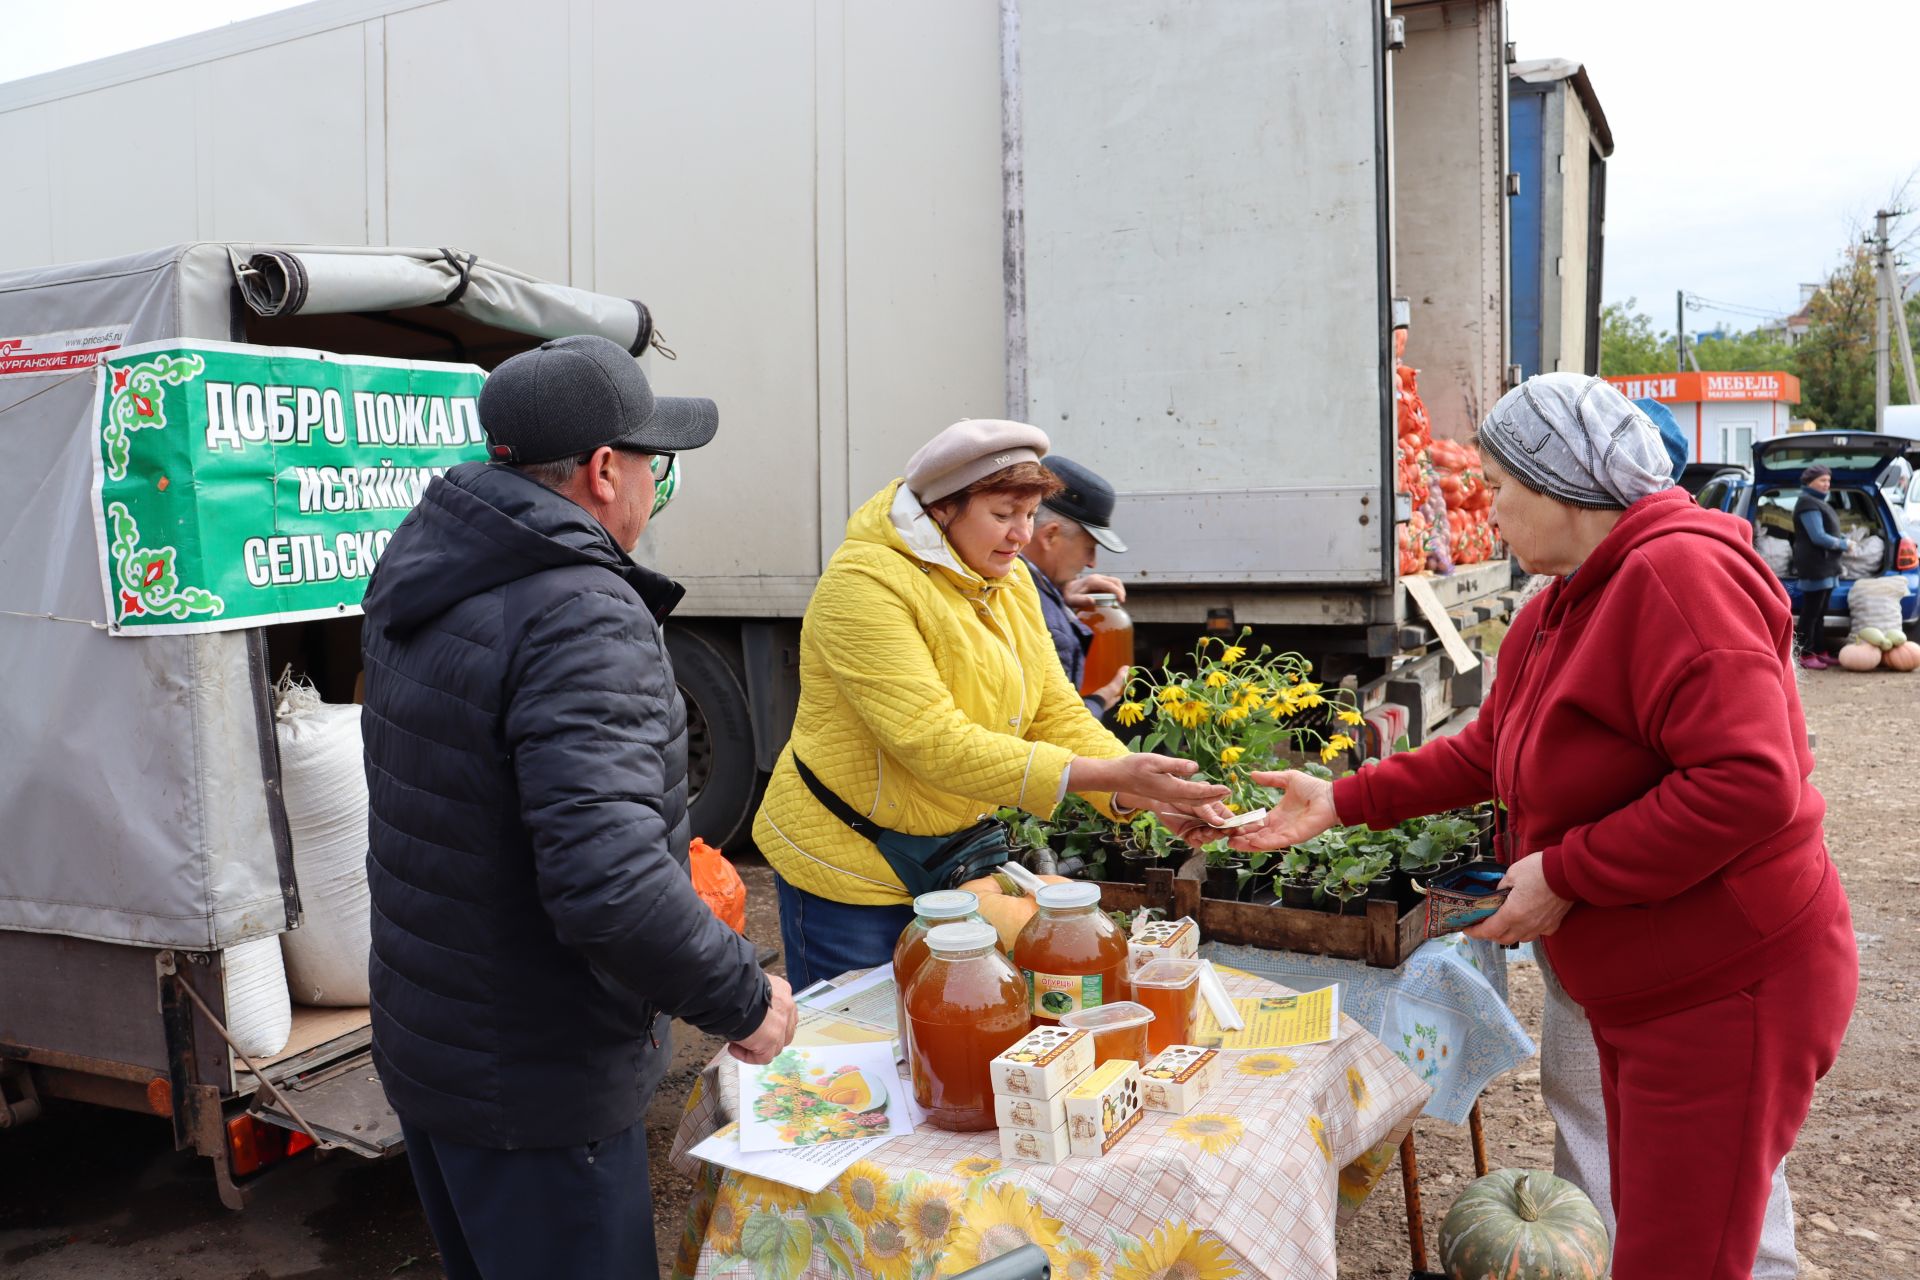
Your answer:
[361,335,795,1280]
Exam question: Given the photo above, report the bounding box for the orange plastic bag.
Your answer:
[690,837,747,933]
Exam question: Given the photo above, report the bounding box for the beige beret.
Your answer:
[904,419,1052,503]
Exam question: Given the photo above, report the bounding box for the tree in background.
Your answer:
[1793,248,1920,430]
[1601,297,1797,379]
[1599,301,1675,376]
[1602,253,1918,431]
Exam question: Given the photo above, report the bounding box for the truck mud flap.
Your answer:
[247,1044,403,1159]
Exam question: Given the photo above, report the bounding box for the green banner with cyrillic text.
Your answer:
[90,340,488,635]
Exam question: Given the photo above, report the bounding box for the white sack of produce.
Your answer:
[1847,574,1909,640]
[1840,534,1886,580]
[1755,532,1793,578]
[224,935,293,1059]
[276,679,373,1006]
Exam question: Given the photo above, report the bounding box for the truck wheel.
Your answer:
[666,626,763,854]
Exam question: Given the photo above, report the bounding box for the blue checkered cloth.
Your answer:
[1203,935,1535,1125]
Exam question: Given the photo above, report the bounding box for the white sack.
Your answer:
[275,680,373,1006]
[1848,574,1909,639]
[1840,534,1886,580]
[223,935,292,1059]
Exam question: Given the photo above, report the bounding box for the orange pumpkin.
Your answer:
[957,870,1071,951]
[1884,641,1920,672]
[976,894,1039,953]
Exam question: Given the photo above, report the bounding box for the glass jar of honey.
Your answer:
[904,921,1032,1132]
[1128,958,1204,1055]
[892,890,982,1040]
[1013,883,1130,1024]
[1059,1001,1154,1066]
[1076,593,1134,697]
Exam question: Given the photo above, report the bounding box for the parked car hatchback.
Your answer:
[1703,431,1920,642]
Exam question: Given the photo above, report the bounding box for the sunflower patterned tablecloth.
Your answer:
[1203,935,1536,1125]
[668,970,1431,1280]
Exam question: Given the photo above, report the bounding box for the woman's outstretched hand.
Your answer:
[1076,752,1230,817]
[1223,770,1340,852]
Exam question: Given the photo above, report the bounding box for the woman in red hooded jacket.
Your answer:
[1232,374,1856,1279]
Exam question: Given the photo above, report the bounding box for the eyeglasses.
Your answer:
[576,445,675,480]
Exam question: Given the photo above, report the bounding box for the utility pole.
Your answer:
[1875,210,1891,429]
[1876,213,1918,410]
[1676,289,1686,373]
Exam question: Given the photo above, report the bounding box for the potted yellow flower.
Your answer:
[1116,629,1366,900]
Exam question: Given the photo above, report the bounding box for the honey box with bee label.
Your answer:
[1062,1059,1143,1158]
[993,1089,1070,1134]
[989,1026,1094,1100]
[998,1119,1072,1165]
[1138,1045,1222,1115]
[1127,916,1200,969]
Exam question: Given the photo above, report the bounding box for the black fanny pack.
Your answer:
[793,757,1012,897]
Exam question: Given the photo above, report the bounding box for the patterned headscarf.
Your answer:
[1477,374,1676,509]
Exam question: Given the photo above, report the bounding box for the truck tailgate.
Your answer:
[242,1017,402,1159]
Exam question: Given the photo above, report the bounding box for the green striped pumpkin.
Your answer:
[1439,1169,1611,1279]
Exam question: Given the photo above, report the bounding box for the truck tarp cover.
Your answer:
[0,243,648,948]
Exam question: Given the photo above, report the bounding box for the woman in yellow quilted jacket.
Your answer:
[754,420,1229,987]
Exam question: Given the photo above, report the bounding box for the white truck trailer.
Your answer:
[0,0,1520,857]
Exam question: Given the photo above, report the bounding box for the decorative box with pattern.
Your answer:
[1138,1044,1222,1115]
[993,1089,1070,1133]
[1128,915,1200,969]
[998,1118,1072,1164]
[1063,1059,1142,1158]
[988,1026,1094,1099]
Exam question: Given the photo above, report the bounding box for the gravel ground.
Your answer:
[1,667,1910,1277]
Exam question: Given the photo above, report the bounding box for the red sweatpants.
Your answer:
[1592,896,1857,1279]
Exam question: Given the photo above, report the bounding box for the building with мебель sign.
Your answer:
[1603,371,1801,467]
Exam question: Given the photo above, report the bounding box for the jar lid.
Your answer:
[925,921,999,954]
[1058,1001,1154,1031]
[1130,958,1205,989]
[1085,593,1119,606]
[914,889,979,920]
[1035,882,1101,910]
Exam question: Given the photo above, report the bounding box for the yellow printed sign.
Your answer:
[1192,989,1339,1050]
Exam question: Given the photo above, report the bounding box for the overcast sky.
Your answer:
[3,0,1914,336]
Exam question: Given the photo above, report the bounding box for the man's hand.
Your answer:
[1464,852,1573,945]
[1090,664,1131,712]
[1224,770,1339,852]
[727,973,797,1065]
[1065,573,1127,610]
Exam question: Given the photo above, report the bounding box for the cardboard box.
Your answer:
[1063,1059,1143,1158]
[994,1089,1070,1134]
[1139,1045,1222,1115]
[989,1026,1094,1100]
[1128,916,1200,969]
[999,1120,1072,1165]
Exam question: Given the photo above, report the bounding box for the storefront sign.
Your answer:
[1605,371,1801,404]
[89,340,487,635]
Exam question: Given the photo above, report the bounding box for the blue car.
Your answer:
[1698,431,1920,640]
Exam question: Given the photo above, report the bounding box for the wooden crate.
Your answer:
[1091,855,1426,969]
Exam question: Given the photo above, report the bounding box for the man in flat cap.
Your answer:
[1022,455,1133,716]
[360,335,795,1280]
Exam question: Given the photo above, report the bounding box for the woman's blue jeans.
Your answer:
[773,874,916,990]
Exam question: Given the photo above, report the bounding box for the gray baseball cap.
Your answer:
[479,334,718,465]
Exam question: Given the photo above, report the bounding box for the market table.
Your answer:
[668,967,1432,1280]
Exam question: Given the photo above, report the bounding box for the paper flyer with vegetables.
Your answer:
[1192,987,1341,1050]
[737,1045,911,1152]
